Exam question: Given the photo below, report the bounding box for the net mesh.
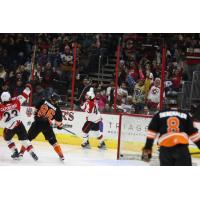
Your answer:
[118,114,158,159]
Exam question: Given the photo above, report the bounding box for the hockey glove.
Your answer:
[57,122,64,130]
[57,126,63,130]
[141,147,152,162]
[25,83,32,90]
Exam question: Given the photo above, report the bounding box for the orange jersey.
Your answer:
[145,109,200,148]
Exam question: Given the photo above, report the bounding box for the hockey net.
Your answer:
[117,114,158,161]
[117,114,200,165]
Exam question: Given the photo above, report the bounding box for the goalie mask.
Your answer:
[86,87,95,100]
[1,91,11,103]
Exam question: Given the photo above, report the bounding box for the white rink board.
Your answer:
[0,106,119,141]
[0,107,200,148]
[121,115,151,142]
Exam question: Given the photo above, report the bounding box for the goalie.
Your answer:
[80,87,106,149]
[142,101,200,166]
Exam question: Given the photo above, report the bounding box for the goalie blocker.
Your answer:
[142,107,200,166]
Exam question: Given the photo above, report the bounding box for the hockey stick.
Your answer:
[62,127,79,137]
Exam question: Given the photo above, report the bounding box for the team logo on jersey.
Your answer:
[26,107,33,117]
[152,88,159,94]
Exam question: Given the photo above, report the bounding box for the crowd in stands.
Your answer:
[0,33,199,114]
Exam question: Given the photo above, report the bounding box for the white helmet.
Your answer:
[1,92,11,102]
[86,87,95,99]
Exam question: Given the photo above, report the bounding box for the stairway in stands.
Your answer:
[88,56,116,84]
[64,56,116,108]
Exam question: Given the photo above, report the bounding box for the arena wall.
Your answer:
[0,107,199,154]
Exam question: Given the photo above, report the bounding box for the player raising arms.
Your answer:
[0,85,38,161]
[19,93,65,161]
[80,87,106,149]
[142,101,200,166]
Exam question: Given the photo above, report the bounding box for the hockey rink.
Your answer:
[0,137,200,166]
[0,138,148,166]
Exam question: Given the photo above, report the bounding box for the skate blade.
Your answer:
[81,145,91,149]
[12,157,20,161]
[98,146,107,150]
[33,158,39,162]
[18,156,23,161]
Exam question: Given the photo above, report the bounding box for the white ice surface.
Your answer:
[1,138,199,166]
[0,138,148,166]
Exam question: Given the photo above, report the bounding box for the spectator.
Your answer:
[117,82,128,104]
[171,68,182,92]
[32,84,47,106]
[59,45,73,71]
[132,79,145,113]
[96,90,107,112]
[0,64,7,89]
[40,62,59,97]
[0,82,11,95]
[106,80,115,109]
[77,78,92,106]
[147,78,161,114]
[48,37,60,68]
[121,95,135,113]
[144,71,154,99]
[12,79,24,97]
[38,48,49,67]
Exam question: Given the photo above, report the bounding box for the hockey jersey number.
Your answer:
[37,104,55,120]
[167,117,180,133]
[3,110,18,122]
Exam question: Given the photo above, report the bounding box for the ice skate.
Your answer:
[11,149,19,160]
[81,140,91,149]
[59,155,65,161]
[30,152,38,161]
[98,141,106,150]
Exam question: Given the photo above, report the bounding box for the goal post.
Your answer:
[117,113,154,160]
[117,113,200,161]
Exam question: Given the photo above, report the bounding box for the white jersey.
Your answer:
[147,85,160,103]
[0,87,31,129]
[80,99,102,123]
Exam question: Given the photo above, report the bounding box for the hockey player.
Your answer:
[0,86,38,160]
[80,87,106,149]
[19,93,65,161]
[142,101,200,166]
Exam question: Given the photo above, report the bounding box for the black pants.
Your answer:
[159,144,192,166]
[28,120,57,145]
[82,121,100,133]
[3,123,28,141]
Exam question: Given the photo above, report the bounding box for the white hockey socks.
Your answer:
[21,140,34,154]
[97,131,104,143]
[82,132,89,143]
[6,140,17,154]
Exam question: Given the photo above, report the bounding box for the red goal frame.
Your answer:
[117,113,153,160]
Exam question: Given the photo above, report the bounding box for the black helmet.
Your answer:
[50,93,61,104]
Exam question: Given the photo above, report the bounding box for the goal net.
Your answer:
[117,114,157,160]
[117,113,200,161]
